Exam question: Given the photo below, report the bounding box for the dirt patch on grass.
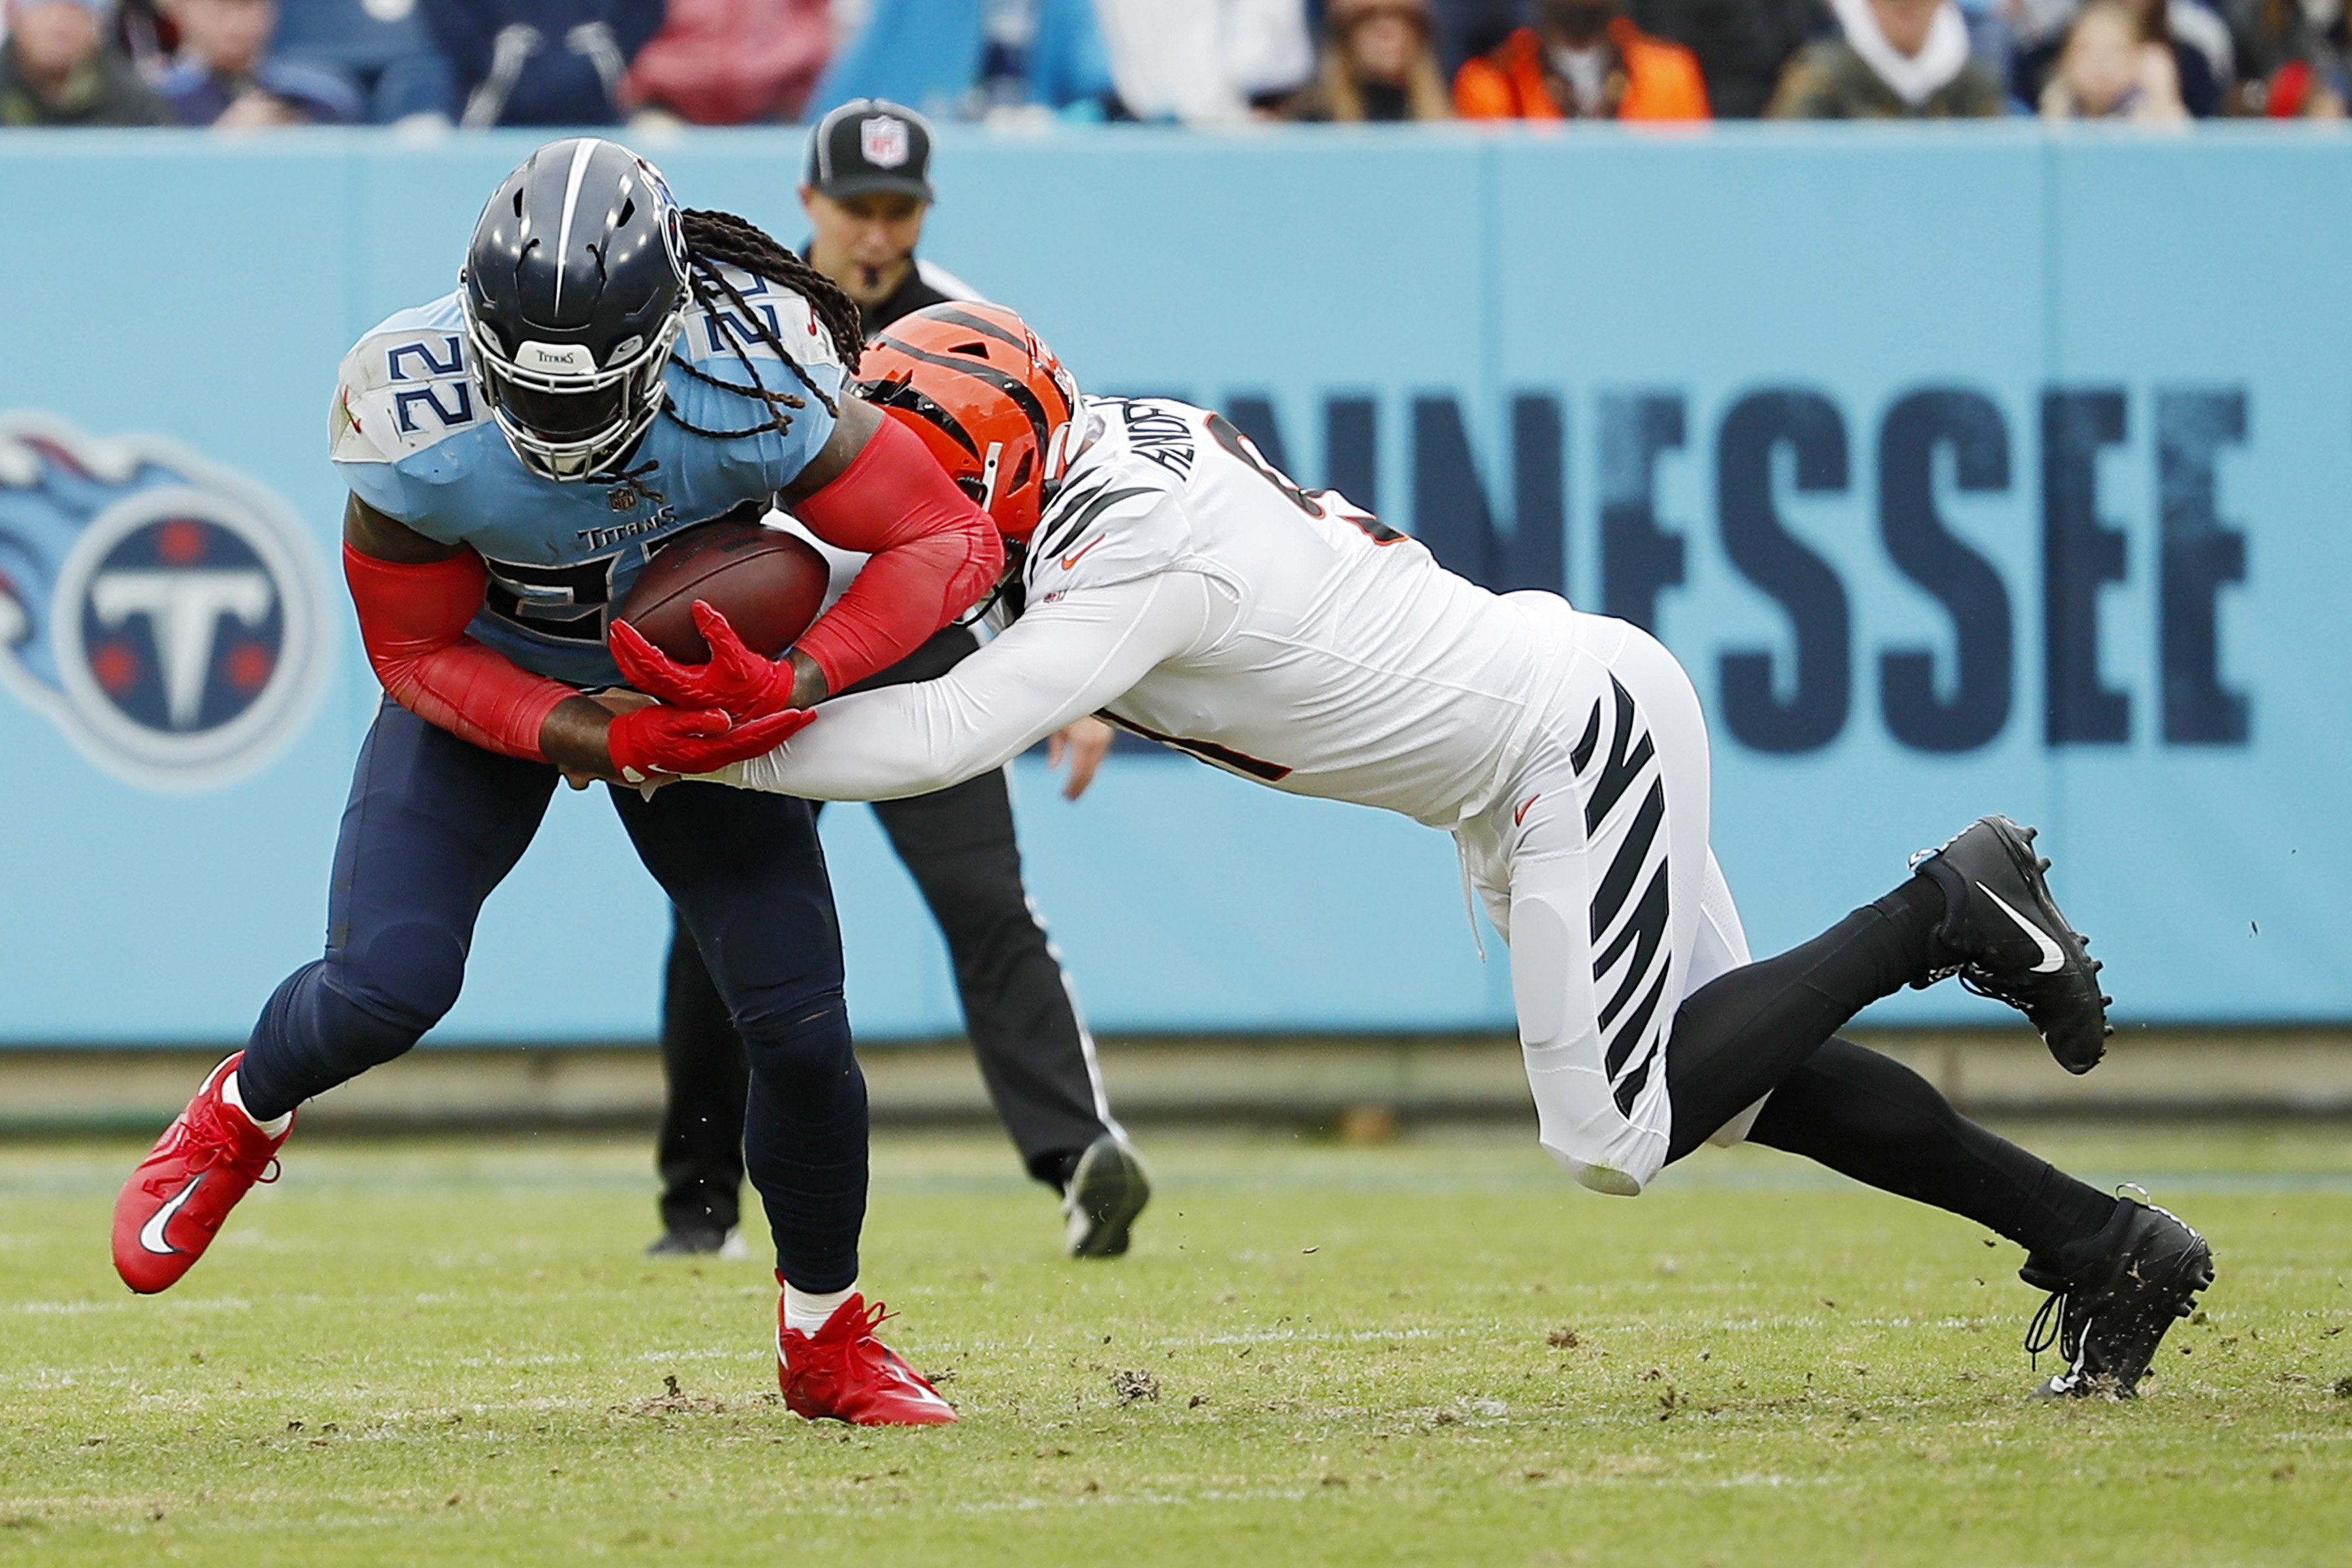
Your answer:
[615,1375,736,1417]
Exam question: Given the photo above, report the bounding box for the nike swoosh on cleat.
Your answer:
[894,1377,952,1409]
[880,1361,951,1404]
[138,1173,204,1256]
[1978,883,2066,973]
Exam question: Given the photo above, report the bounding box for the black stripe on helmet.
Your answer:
[872,333,1053,449]
[858,375,981,457]
[919,305,1030,356]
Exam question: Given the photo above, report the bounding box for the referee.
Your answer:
[648,100,1149,1260]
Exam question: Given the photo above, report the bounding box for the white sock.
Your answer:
[220,1067,293,1138]
[783,1282,857,1336]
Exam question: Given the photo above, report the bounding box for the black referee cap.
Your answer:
[804,99,935,203]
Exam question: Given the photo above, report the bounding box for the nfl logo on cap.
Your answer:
[860,116,911,169]
[810,98,934,200]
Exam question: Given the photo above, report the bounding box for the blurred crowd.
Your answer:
[2,0,2343,130]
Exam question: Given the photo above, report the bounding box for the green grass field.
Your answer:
[3,1122,2348,1567]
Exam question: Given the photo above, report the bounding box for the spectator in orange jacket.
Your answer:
[1454,0,1711,119]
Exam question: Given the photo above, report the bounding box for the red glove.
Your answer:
[604,702,817,781]
[608,601,794,720]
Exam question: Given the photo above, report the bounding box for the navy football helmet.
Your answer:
[461,138,690,481]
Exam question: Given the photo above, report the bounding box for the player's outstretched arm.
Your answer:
[775,397,1006,701]
[344,497,797,782]
[710,570,1216,803]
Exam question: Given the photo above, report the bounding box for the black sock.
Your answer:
[1030,1149,1085,1190]
[1750,1036,2119,1255]
[2021,1168,2129,1266]
[1663,874,1946,1160]
[1870,873,1946,975]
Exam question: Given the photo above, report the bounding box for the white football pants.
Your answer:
[1454,599,1753,1196]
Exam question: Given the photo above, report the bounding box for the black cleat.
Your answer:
[645,1225,745,1258]
[1063,1135,1151,1258]
[1910,815,2113,1073]
[2021,1194,2213,1399]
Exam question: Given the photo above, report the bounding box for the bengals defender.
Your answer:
[110,141,1002,1426]
[614,304,2213,1399]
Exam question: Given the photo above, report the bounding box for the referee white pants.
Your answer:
[1454,599,1754,1197]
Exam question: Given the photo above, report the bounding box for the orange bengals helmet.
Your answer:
[857,302,1081,542]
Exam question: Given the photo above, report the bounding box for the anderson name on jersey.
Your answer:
[329,268,844,686]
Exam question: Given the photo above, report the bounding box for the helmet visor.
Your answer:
[493,376,629,442]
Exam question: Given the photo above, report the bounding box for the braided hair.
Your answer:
[663,208,868,443]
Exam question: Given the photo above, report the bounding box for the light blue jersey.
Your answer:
[329,269,845,685]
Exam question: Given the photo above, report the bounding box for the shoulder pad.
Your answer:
[678,265,844,374]
[1024,461,1188,600]
[329,295,484,465]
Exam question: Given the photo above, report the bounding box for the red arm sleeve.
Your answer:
[344,544,574,762]
[789,413,1006,694]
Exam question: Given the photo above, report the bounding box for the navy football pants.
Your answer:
[237,699,868,1292]
[653,625,1122,1240]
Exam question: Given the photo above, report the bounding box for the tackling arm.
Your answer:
[711,570,1217,802]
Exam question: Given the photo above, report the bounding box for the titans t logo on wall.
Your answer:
[0,414,329,791]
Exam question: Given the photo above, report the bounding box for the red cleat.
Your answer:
[111,1053,291,1294]
[776,1287,958,1426]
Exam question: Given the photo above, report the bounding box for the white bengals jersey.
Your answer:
[716,395,1739,1200]
[1023,397,1565,828]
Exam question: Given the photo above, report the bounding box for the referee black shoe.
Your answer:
[1910,816,2112,1074]
[1064,1135,1151,1258]
[2020,1194,2213,1399]
[645,1226,747,1259]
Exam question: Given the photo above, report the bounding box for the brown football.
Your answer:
[617,517,830,664]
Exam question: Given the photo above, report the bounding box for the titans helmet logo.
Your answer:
[0,414,330,791]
